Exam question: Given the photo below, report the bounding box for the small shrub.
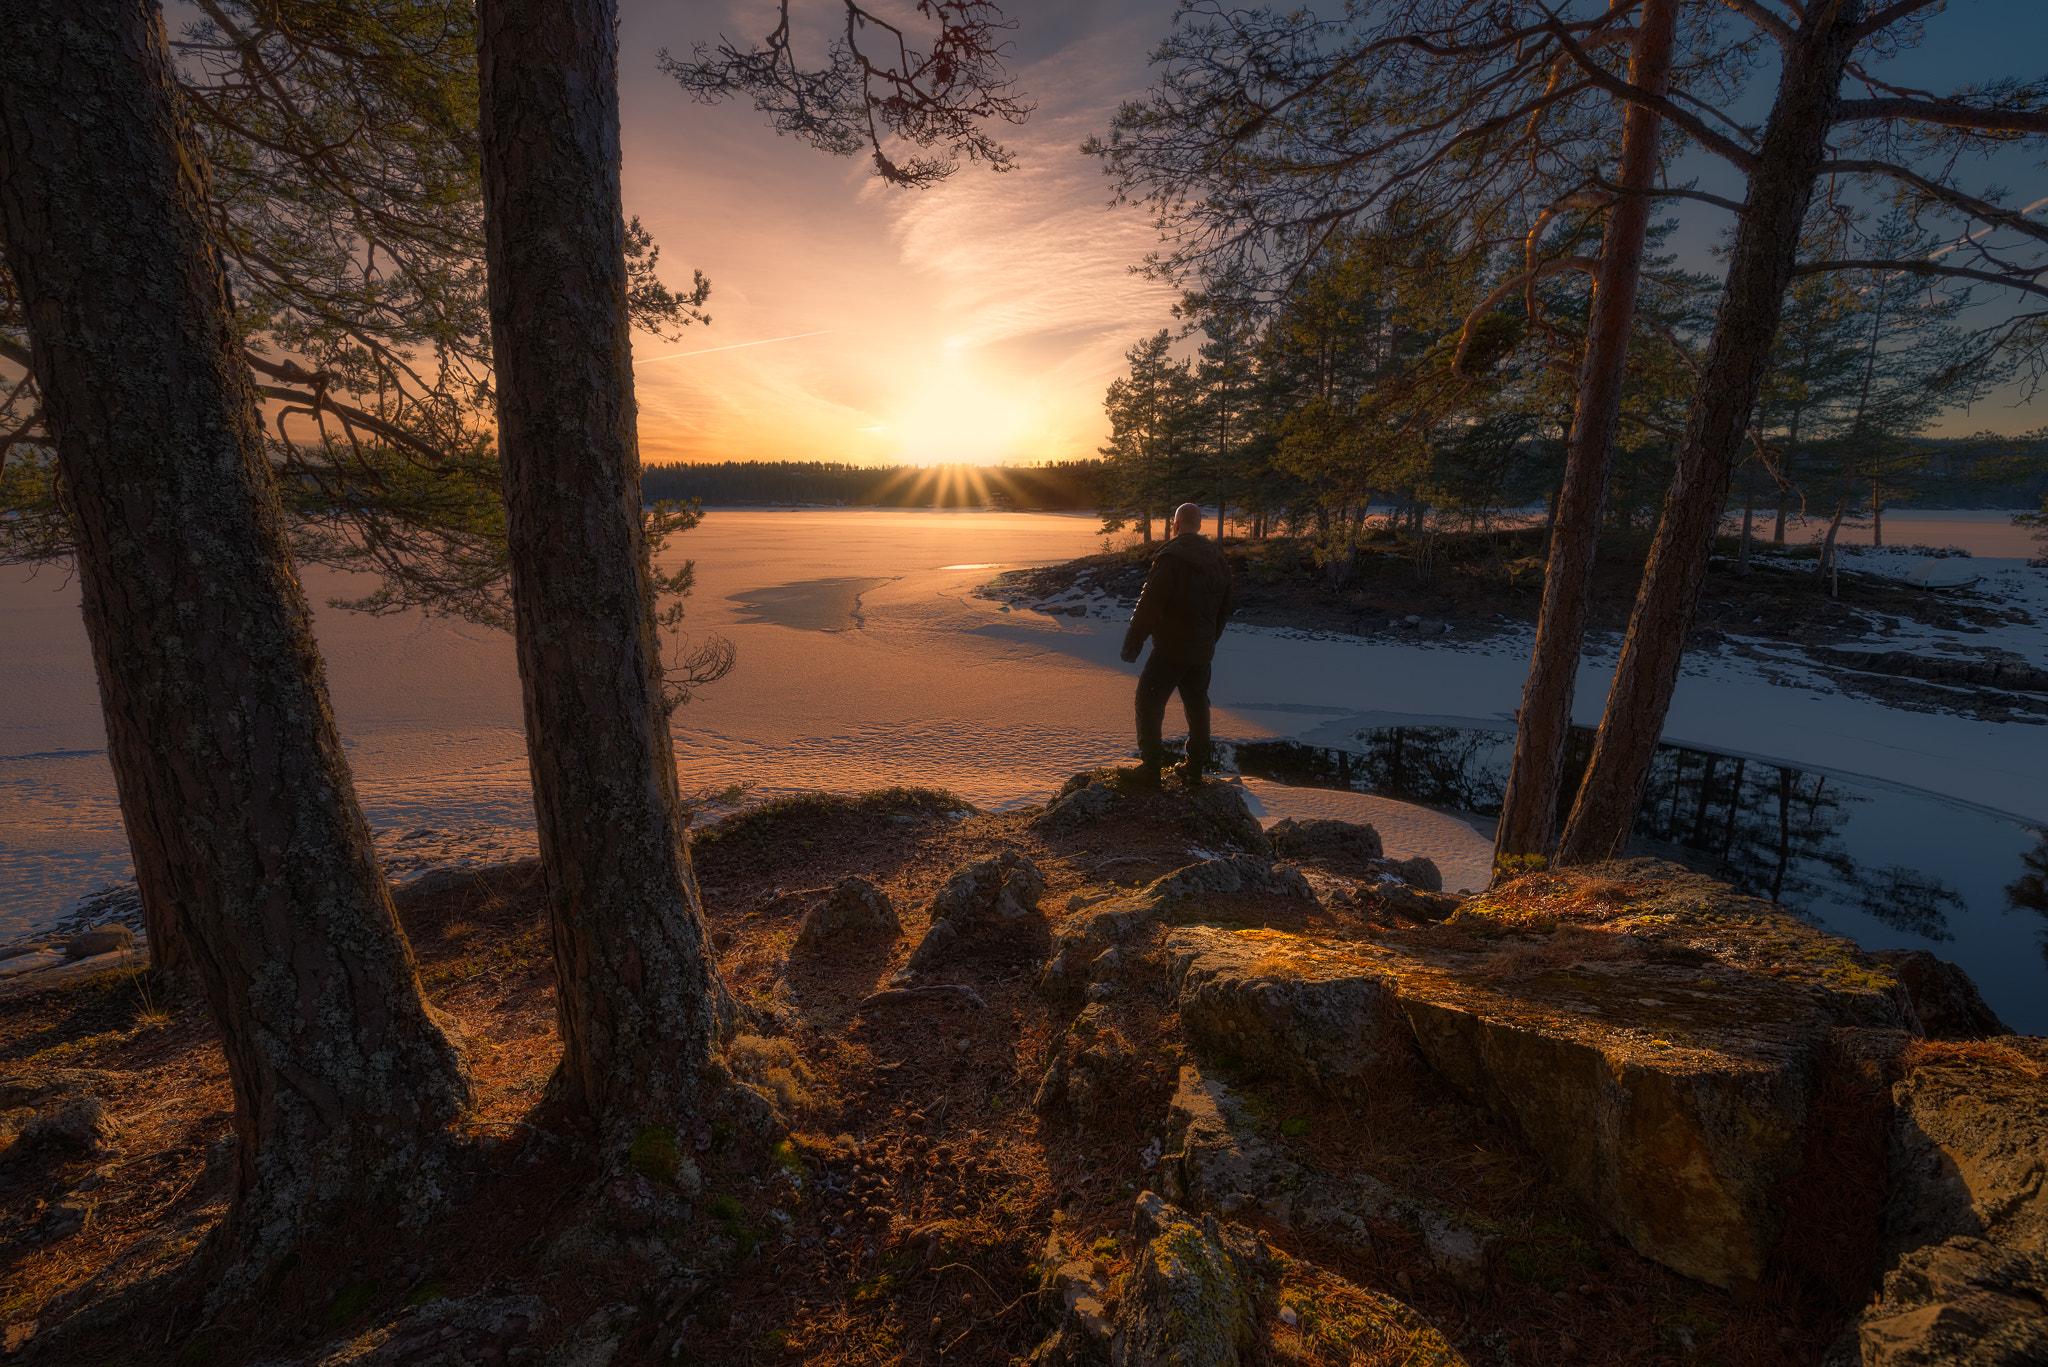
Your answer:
[725,1034,817,1115]
[320,1279,379,1330]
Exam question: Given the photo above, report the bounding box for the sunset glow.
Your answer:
[617,0,1175,468]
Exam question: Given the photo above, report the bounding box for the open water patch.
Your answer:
[727,577,895,632]
[1225,725,2048,1036]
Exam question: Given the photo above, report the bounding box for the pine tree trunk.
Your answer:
[478,0,731,1148]
[1492,0,1674,866]
[1557,1,1864,864]
[0,0,470,1292]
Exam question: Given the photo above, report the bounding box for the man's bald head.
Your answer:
[1173,503,1203,534]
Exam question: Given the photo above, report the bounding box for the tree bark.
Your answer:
[478,0,731,1148]
[1491,0,1674,867]
[0,0,470,1293]
[1557,0,1865,864]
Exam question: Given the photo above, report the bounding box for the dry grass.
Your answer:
[1901,1037,2044,1077]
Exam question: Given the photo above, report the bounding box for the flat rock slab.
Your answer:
[1151,861,1920,1289]
[1160,928,1398,1091]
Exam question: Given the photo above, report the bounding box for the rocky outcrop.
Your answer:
[1028,1190,1466,1367]
[1856,1237,2048,1366]
[1160,1063,1495,1289]
[905,850,1044,972]
[1844,1040,2048,1365]
[301,1292,547,1365]
[1139,861,1927,1290]
[1033,770,1269,854]
[794,875,898,950]
[1870,950,2014,1041]
[1159,928,1398,1093]
[1033,1004,1132,1125]
[1031,1231,1117,1365]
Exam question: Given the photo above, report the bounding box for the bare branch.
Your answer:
[1793,258,2048,299]
[1834,97,2048,135]
[1537,13,1761,172]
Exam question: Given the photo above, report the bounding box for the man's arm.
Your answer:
[1214,559,1237,642]
[1122,557,1172,662]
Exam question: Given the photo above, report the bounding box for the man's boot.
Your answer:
[1118,757,1163,791]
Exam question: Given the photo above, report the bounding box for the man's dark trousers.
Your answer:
[1136,650,1212,772]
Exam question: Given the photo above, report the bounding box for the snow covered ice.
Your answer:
[3,507,2045,1029]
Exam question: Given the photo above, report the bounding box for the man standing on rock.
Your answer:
[1120,502,1237,786]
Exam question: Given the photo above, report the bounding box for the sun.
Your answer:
[881,339,1037,465]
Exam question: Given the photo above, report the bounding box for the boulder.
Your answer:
[1035,1230,1116,1362]
[904,850,1043,972]
[3,1095,114,1159]
[1385,856,1443,894]
[1353,878,1461,923]
[930,849,1045,925]
[1034,769,1270,854]
[1034,1004,1131,1124]
[1388,863,1914,1290]
[795,875,899,950]
[1266,817,1384,864]
[1882,1039,2048,1258]
[62,925,133,961]
[1870,950,2014,1041]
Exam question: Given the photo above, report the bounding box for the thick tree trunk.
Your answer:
[0,0,470,1293]
[1557,1,1864,864]
[478,0,731,1149]
[1491,0,1674,867]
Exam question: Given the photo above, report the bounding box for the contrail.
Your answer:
[636,330,832,364]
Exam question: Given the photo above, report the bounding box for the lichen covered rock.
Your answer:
[1160,1062,1495,1288]
[1113,1193,1264,1367]
[1844,1039,2048,1364]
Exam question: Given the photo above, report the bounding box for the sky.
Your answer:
[617,0,1178,469]
[618,0,2048,468]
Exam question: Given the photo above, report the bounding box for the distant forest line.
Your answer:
[638,449,2041,516]
[641,460,1104,510]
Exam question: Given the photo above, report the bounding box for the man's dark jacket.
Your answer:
[1122,532,1236,662]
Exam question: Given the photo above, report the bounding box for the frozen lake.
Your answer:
[3,508,2044,1028]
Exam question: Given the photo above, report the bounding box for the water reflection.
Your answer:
[1228,726,2045,1034]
